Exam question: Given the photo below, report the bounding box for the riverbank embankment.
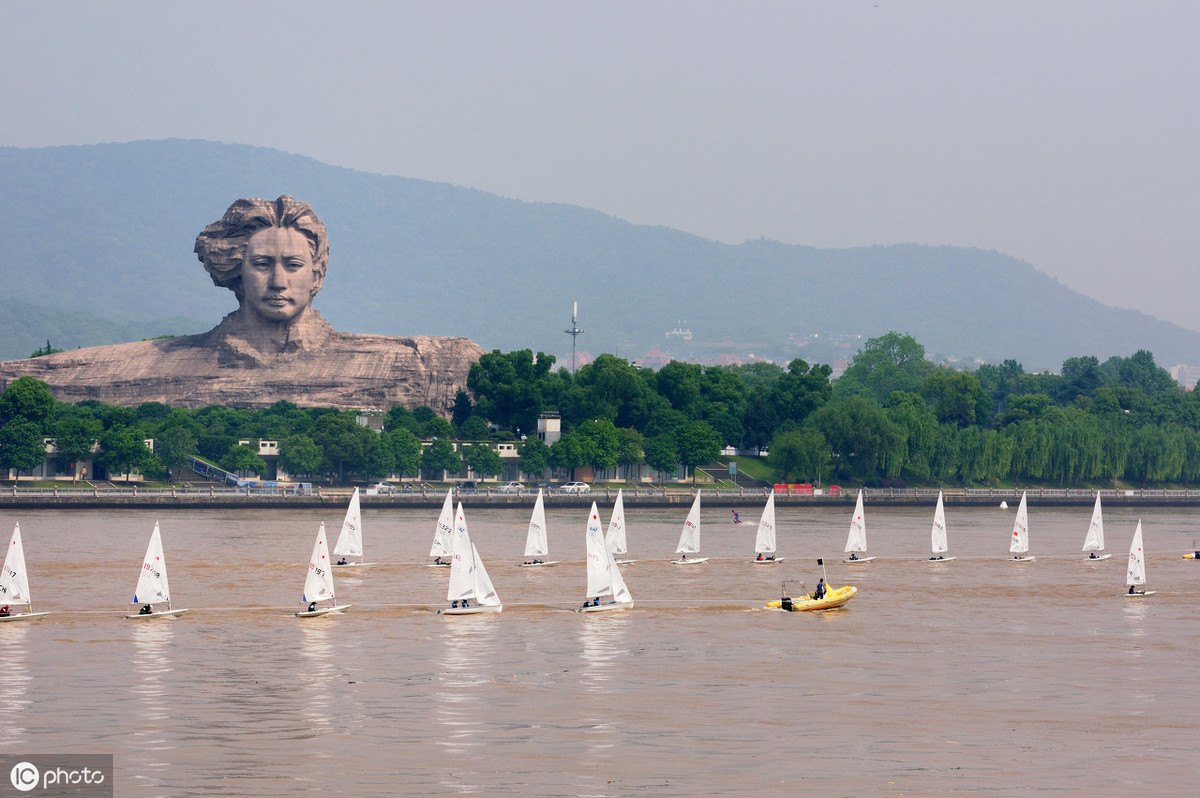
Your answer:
[3,486,1200,511]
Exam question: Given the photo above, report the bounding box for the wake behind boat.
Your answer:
[332,488,375,567]
[0,523,50,622]
[843,491,875,563]
[294,522,351,617]
[124,521,188,619]
[519,489,559,567]
[751,493,783,564]
[579,502,634,612]
[671,493,708,565]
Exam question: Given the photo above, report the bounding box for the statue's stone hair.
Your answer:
[194,195,329,297]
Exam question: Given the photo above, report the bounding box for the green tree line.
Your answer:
[2,332,1198,486]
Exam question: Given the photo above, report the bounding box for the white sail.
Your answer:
[605,489,628,557]
[609,548,632,604]
[524,489,550,558]
[132,522,171,605]
[585,503,613,598]
[1010,491,1029,554]
[0,523,32,606]
[429,489,454,559]
[1126,520,1146,587]
[754,493,777,555]
[333,487,364,559]
[931,491,948,555]
[302,522,336,604]
[447,503,476,602]
[1082,493,1105,552]
[844,491,868,553]
[471,544,502,607]
[675,493,702,554]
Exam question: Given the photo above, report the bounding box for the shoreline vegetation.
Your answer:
[5,333,1200,495]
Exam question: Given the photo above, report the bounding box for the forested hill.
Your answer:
[2,139,1197,369]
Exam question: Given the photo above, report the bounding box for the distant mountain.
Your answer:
[2,139,1197,370]
[0,298,204,362]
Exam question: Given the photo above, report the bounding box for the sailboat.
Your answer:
[333,488,375,567]
[1082,493,1111,560]
[843,490,875,563]
[751,492,783,563]
[1009,491,1035,562]
[580,502,634,612]
[671,493,708,564]
[441,503,502,615]
[927,490,955,562]
[605,489,636,564]
[0,523,50,622]
[426,489,455,567]
[519,489,558,566]
[124,522,188,619]
[1124,520,1154,596]
[294,522,351,617]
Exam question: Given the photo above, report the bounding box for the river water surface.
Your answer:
[2,501,1199,796]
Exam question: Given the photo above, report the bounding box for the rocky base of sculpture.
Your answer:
[0,321,485,411]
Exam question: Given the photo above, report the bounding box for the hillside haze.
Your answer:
[2,140,1196,370]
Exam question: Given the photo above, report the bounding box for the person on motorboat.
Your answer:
[813,578,826,600]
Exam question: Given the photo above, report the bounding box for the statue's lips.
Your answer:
[262,296,292,306]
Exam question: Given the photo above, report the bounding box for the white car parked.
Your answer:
[498,481,524,494]
[559,482,591,494]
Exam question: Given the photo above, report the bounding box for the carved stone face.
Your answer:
[240,227,322,323]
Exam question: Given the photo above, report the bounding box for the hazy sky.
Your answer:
[4,1,1198,332]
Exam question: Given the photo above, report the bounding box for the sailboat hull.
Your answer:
[751,557,785,565]
[424,561,452,568]
[518,560,560,568]
[1010,556,1036,562]
[766,585,857,612]
[926,556,957,563]
[440,604,502,615]
[1123,590,1156,597]
[1084,554,1113,561]
[843,556,875,564]
[578,601,634,613]
[294,604,352,618]
[613,558,637,565]
[0,612,50,622]
[671,557,709,565]
[124,608,189,619]
[333,562,377,569]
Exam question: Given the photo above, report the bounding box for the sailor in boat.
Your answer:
[812,578,827,600]
[434,557,445,565]
[0,605,9,617]
[337,557,347,565]
[848,552,859,561]
[1089,552,1099,559]
[1128,585,1145,595]
[139,604,153,615]
[308,601,317,613]
[930,555,944,561]
[679,553,687,561]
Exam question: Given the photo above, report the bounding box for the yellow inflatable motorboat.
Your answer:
[766,584,857,612]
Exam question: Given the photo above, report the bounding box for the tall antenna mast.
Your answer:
[564,301,584,375]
